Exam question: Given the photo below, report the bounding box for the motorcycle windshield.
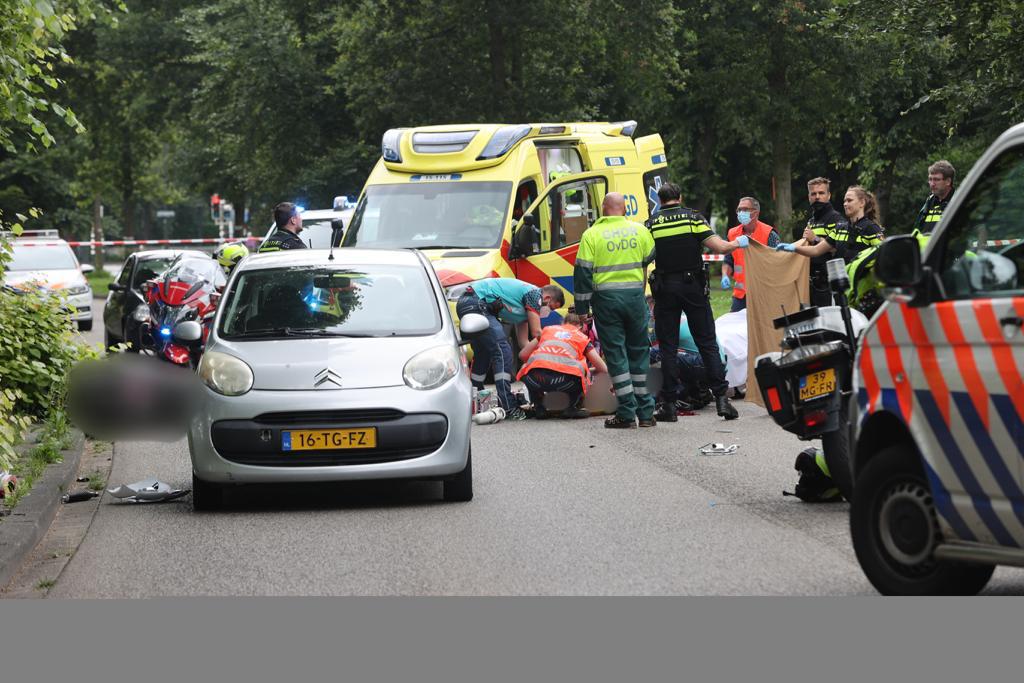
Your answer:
[159,257,225,305]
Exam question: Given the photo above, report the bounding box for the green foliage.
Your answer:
[85,267,113,297]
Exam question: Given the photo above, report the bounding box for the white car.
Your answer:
[3,230,94,331]
[187,247,487,510]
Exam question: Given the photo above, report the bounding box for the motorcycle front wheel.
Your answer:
[821,395,854,502]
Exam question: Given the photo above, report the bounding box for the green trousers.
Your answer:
[592,289,655,421]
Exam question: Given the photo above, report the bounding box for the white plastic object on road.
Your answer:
[698,443,739,456]
[472,407,506,425]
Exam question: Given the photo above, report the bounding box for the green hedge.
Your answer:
[0,227,99,471]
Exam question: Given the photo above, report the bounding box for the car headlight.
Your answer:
[403,345,460,390]
[198,351,254,396]
[132,304,151,322]
[67,284,91,296]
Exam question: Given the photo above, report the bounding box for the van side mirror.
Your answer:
[330,218,345,248]
[81,264,95,275]
[875,235,922,287]
[510,215,537,259]
[458,313,489,345]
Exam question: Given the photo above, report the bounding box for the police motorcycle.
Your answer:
[139,254,225,369]
[753,258,868,501]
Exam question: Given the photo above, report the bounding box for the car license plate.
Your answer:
[799,368,836,401]
[282,428,377,451]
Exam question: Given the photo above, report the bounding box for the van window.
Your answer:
[937,146,1024,299]
[343,181,513,250]
[538,147,584,186]
[513,181,538,221]
[523,176,607,254]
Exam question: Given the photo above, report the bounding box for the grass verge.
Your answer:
[85,269,113,298]
[2,412,72,509]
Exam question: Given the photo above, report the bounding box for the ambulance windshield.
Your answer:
[342,181,512,250]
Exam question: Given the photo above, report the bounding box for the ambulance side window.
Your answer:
[546,177,607,251]
[937,146,1024,299]
[512,181,538,222]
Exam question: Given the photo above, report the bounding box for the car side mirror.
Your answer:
[81,264,95,275]
[330,218,345,248]
[458,313,489,345]
[174,320,203,342]
[510,215,537,259]
[108,282,126,292]
[875,235,922,287]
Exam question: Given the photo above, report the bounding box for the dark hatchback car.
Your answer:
[103,249,208,350]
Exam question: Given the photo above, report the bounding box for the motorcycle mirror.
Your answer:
[330,218,345,248]
[174,320,203,342]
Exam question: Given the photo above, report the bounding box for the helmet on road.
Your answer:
[214,242,249,275]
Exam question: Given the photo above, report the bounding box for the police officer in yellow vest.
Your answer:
[646,182,747,422]
[573,193,657,429]
[258,202,307,253]
[913,160,955,233]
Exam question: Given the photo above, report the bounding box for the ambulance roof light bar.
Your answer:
[382,129,405,163]
[477,124,532,160]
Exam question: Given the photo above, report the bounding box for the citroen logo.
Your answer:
[313,367,342,388]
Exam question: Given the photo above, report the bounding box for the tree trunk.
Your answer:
[92,195,104,270]
[693,125,716,221]
[486,4,507,120]
[772,133,793,229]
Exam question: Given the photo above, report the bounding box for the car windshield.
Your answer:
[163,256,226,289]
[8,244,78,271]
[132,257,176,289]
[219,264,442,339]
[342,181,512,249]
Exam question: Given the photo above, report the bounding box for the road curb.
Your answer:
[0,430,85,589]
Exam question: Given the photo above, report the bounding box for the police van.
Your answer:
[851,122,1024,595]
[341,122,669,311]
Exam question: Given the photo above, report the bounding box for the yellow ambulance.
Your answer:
[341,122,669,309]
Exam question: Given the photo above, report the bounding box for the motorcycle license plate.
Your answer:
[282,428,377,451]
[799,369,836,401]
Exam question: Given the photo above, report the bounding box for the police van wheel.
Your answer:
[851,446,995,595]
[820,399,854,502]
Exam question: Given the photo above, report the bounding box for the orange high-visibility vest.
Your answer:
[727,221,775,300]
[516,325,592,392]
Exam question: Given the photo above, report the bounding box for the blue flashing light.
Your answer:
[160,327,172,337]
[295,205,305,213]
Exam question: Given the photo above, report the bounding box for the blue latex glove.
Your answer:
[775,242,796,252]
[721,275,731,290]
[735,235,750,248]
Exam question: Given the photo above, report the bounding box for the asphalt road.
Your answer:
[53,298,1024,596]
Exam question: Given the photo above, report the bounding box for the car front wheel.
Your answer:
[443,447,473,502]
[78,319,93,332]
[850,445,994,595]
[192,472,225,512]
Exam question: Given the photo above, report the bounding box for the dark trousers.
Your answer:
[521,368,583,410]
[456,293,516,410]
[653,273,728,399]
[809,270,834,307]
[730,296,747,312]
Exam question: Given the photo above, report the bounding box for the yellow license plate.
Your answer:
[283,428,377,451]
[799,368,836,401]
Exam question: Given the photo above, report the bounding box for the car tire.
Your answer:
[443,447,473,502]
[820,395,854,502]
[78,319,93,332]
[850,445,995,595]
[192,472,225,512]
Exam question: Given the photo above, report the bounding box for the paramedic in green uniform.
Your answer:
[573,193,657,429]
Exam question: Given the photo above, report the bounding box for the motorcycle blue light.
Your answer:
[160,327,172,337]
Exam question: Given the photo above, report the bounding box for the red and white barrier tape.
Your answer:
[16,237,247,247]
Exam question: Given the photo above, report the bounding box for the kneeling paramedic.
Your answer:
[456,278,565,421]
[517,311,607,419]
[646,182,747,422]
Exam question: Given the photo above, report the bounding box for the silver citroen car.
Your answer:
[188,248,485,510]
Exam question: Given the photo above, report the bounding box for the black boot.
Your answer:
[715,395,739,420]
[604,415,637,429]
[654,401,678,422]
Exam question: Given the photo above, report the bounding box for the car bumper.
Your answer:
[66,291,93,321]
[188,377,472,484]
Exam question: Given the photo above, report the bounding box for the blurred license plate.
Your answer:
[283,428,377,451]
[799,369,836,401]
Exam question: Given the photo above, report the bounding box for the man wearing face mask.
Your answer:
[722,196,780,312]
[776,177,847,307]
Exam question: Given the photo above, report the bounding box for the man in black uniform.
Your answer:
[645,182,747,422]
[258,202,307,252]
[776,177,847,307]
[913,160,955,233]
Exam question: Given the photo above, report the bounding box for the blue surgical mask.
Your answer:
[737,210,753,225]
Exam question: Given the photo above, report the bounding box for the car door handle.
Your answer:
[999,316,1024,328]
